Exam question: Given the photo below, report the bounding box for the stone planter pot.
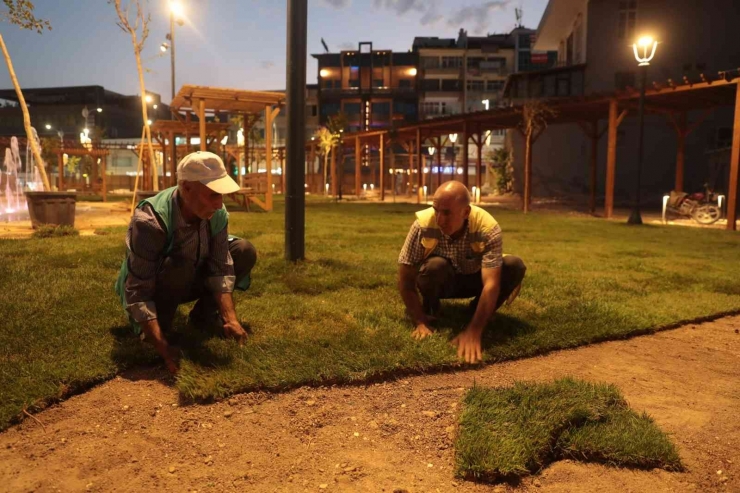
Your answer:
[24,191,77,229]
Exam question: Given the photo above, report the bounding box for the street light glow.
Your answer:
[147,119,153,126]
[160,42,169,53]
[45,124,51,130]
[408,68,418,76]
[449,133,458,144]
[633,35,658,66]
[428,146,435,156]
[145,95,153,103]
[319,69,330,77]
[170,1,184,18]
[96,107,103,113]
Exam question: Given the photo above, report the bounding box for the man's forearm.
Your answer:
[468,284,501,332]
[399,285,427,325]
[141,319,169,353]
[214,292,238,323]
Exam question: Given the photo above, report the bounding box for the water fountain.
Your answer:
[1,136,28,222]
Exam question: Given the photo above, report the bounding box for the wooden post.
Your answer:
[475,130,483,191]
[101,154,107,202]
[407,141,413,196]
[523,129,533,213]
[673,112,687,192]
[265,105,273,211]
[416,129,422,203]
[355,136,361,196]
[198,99,206,151]
[605,100,619,219]
[436,137,442,191]
[727,81,740,231]
[185,112,192,153]
[462,121,469,187]
[58,152,64,192]
[379,135,385,202]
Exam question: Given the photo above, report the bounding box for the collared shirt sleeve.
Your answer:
[481,223,503,270]
[398,220,426,266]
[124,205,167,322]
[205,223,235,293]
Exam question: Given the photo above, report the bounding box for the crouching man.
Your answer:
[115,151,256,374]
[397,181,526,363]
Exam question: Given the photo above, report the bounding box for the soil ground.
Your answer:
[1,316,738,493]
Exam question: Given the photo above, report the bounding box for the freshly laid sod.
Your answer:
[455,378,683,483]
[1,199,739,431]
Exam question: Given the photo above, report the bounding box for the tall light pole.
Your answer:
[167,1,184,100]
[628,36,658,225]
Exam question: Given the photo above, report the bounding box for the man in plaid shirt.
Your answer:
[398,181,526,363]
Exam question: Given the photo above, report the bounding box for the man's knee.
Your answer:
[417,256,453,295]
[230,239,257,278]
[503,255,527,283]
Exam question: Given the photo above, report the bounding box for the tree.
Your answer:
[518,100,556,212]
[111,0,157,191]
[313,126,335,195]
[0,0,51,190]
[487,147,513,194]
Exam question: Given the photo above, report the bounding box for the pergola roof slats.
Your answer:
[171,84,285,115]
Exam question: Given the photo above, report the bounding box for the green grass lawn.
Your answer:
[1,198,739,431]
[456,378,682,483]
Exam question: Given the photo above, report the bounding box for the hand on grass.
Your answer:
[412,323,434,340]
[451,327,483,364]
[223,319,248,345]
[164,345,181,375]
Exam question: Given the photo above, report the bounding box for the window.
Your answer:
[398,79,412,89]
[518,33,532,49]
[441,56,462,69]
[467,57,484,69]
[716,127,733,149]
[441,79,461,91]
[466,80,484,91]
[422,79,440,91]
[421,56,440,69]
[373,79,385,88]
[394,101,417,116]
[343,102,361,115]
[372,102,390,115]
[322,102,340,117]
[618,1,637,40]
[487,80,504,92]
[309,105,317,117]
[349,79,360,88]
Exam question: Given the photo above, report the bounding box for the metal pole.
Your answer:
[170,12,176,100]
[285,0,307,261]
[628,64,647,225]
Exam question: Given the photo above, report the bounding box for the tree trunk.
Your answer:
[130,31,158,191]
[524,130,533,213]
[0,34,50,191]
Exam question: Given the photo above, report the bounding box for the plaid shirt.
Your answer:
[398,219,503,274]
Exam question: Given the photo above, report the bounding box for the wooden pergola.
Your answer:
[170,85,285,211]
[342,70,740,230]
[54,147,111,200]
[150,119,231,188]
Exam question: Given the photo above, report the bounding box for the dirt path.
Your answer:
[1,317,738,493]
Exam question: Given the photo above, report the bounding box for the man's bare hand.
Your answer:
[164,345,181,375]
[450,327,483,363]
[411,323,434,340]
[223,319,248,345]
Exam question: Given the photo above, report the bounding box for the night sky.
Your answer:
[0,0,547,102]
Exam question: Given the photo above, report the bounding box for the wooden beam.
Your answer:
[264,105,273,211]
[355,136,361,197]
[379,135,385,202]
[615,109,628,128]
[605,100,619,218]
[58,151,64,192]
[475,124,483,192]
[588,121,598,214]
[198,99,206,151]
[416,128,422,203]
[727,81,740,231]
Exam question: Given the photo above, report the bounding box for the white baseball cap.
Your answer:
[177,151,240,194]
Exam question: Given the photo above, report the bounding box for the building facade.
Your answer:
[507,0,740,204]
[313,43,418,133]
[0,85,168,140]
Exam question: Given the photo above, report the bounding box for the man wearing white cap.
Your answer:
[115,151,256,374]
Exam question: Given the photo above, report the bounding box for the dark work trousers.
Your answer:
[153,238,257,332]
[416,255,526,313]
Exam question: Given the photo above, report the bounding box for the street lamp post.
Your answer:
[166,1,184,100]
[628,36,658,225]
